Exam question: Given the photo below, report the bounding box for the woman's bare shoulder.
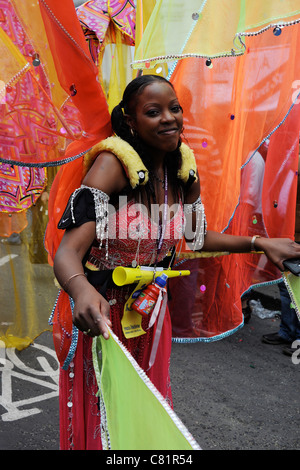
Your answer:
[82,151,128,195]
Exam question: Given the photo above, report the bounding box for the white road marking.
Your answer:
[0,341,59,422]
[0,254,18,266]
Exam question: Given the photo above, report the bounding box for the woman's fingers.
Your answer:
[74,311,110,338]
[94,298,112,339]
[94,314,110,339]
[72,295,111,339]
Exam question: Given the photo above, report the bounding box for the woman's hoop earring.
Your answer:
[130,128,136,137]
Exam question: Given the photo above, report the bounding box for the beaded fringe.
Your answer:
[71,185,110,258]
[184,196,207,251]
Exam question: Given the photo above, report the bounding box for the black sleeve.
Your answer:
[58,188,96,230]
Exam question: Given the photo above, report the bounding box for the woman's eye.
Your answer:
[146,110,159,117]
[171,105,182,113]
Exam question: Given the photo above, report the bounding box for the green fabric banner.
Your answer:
[283,272,300,321]
[92,329,201,451]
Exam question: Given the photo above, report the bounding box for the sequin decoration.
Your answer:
[138,171,145,182]
[32,53,40,66]
[200,284,206,292]
[70,84,77,96]
[201,138,208,148]
[273,200,278,208]
[252,215,258,224]
[273,26,282,36]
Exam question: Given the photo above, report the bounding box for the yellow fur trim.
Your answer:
[83,136,148,188]
[177,142,198,183]
[83,136,197,188]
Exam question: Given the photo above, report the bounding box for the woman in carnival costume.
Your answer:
[52,74,300,450]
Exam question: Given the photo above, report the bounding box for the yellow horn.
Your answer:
[112,266,190,287]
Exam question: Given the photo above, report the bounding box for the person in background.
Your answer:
[262,154,300,356]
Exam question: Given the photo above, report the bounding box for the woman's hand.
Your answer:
[53,220,113,340]
[72,284,112,339]
[256,237,300,271]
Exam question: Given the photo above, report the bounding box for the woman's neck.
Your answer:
[148,149,166,174]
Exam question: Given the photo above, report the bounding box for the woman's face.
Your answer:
[128,81,183,155]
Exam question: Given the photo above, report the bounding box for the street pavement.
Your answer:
[1,282,299,451]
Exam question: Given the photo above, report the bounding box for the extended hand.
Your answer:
[256,237,300,271]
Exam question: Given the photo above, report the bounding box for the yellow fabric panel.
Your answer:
[133,0,300,68]
[0,207,59,350]
[11,0,68,107]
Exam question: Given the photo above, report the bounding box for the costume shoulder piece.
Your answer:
[83,136,148,188]
[177,142,198,186]
[83,136,198,189]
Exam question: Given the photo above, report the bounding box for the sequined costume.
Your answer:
[56,185,186,449]
[47,130,207,449]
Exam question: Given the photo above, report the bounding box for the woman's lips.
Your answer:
[158,128,179,135]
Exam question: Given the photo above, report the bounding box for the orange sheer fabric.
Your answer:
[172,27,300,235]
[43,0,137,264]
[1,1,300,348]
[39,0,112,159]
[169,26,300,340]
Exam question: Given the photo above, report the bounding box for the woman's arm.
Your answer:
[53,151,128,338]
[202,231,300,271]
[54,221,112,338]
[184,175,300,271]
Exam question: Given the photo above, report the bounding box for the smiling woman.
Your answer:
[125,80,183,156]
[52,74,300,450]
[109,76,186,208]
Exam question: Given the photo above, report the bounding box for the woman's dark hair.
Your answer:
[111,75,175,140]
[111,75,183,202]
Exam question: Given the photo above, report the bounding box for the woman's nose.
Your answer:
[161,109,176,122]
